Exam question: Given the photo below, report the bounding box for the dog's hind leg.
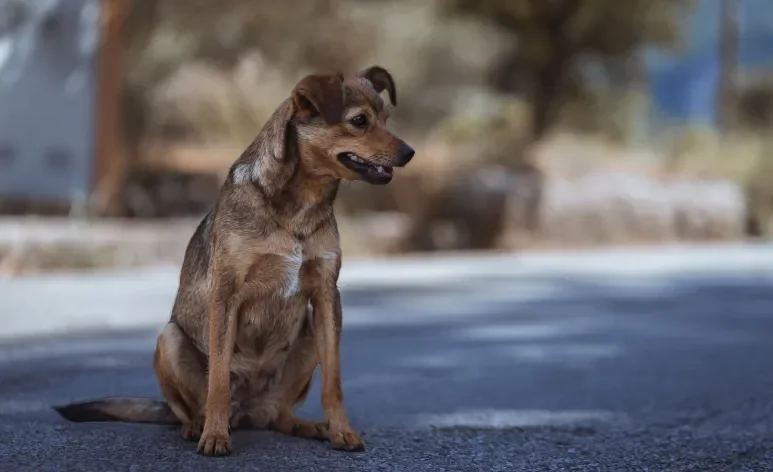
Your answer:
[154,322,208,441]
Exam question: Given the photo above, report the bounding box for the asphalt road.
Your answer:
[2,247,773,471]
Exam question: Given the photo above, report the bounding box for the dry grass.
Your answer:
[104,0,772,258]
[390,131,752,253]
[662,126,773,237]
[664,126,765,181]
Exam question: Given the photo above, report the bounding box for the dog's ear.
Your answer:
[358,65,397,106]
[291,73,345,125]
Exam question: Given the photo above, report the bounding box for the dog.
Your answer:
[53,66,415,457]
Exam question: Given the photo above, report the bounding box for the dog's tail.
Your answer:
[53,397,180,425]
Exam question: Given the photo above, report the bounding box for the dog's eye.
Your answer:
[349,114,368,129]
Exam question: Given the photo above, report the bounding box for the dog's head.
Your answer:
[288,66,414,185]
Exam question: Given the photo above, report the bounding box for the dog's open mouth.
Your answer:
[337,153,394,184]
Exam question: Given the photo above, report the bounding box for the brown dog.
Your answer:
[53,66,414,457]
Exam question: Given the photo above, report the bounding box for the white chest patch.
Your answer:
[280,246,303,299]
[303,249,339,262]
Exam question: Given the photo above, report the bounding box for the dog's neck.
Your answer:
[229,101,342,237]
[267,150,340,238]
[283,163,340,209]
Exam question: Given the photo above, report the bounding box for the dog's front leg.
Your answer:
[198,275,238,457]
[311,284,364,451]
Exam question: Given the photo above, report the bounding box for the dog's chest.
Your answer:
[271,240,339,301]
[230,243,335,372]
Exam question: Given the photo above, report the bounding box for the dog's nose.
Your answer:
[399,142,415,163]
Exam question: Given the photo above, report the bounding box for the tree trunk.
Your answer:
[529,0,579,140]
[92,0,130,216]
[531,58,567,140]
[716,0,740,133]
[524,52,568,240]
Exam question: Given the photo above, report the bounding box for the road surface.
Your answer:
[1,245,773,471]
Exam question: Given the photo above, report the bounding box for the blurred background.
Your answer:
[5,3,773,469]
[1,0,772,273]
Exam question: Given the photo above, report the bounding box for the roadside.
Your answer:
[2,242,773,340]
[0,215,408,276]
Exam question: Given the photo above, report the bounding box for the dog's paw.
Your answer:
[180,421,203,442]
[329,427,365,452]
[291,420,329,441]
[197,431,232,457]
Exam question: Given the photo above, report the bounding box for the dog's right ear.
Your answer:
[291,73,345,125]
[358,66,397,106]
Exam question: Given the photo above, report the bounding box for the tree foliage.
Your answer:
[119,0,376,152]
[123,0,372,82]
[445,0,695,138]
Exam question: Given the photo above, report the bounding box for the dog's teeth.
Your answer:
[376,166,384,173]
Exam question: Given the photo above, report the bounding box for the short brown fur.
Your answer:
[53,66,414,457]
